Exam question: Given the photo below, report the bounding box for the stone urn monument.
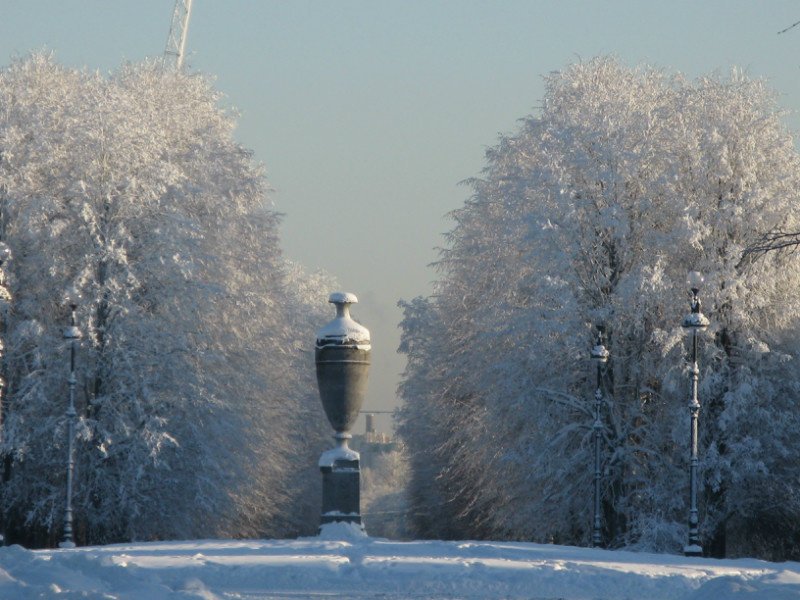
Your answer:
[315,292,371,526]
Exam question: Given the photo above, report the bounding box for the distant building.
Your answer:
[352,413,401,470]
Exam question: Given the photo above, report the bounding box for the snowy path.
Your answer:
[0,527,797,599]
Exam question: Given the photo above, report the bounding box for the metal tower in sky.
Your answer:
[164,0,193,70]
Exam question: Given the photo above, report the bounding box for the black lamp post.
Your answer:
[590,325,609,547]
[59,287,81,549]
[681,271,709,557]
[0,243,11,429]
[0,242,10,547]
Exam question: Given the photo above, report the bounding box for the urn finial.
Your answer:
[316,292,371,350]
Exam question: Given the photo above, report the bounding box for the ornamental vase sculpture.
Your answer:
[315,292,371,527]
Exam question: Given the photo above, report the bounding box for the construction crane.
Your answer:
[163,0,193,70]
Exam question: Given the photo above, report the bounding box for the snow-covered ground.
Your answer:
[0,524,797,599]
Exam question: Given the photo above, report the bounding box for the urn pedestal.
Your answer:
[315,292,370,527]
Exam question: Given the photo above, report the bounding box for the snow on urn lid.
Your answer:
[315,292,371,349]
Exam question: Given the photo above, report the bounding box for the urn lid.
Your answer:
[316,292,371,349]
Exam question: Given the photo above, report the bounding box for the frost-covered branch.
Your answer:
[777,20,800,35]
[740,229,800,263]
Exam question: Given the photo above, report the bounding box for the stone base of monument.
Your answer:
[319,443,362,526]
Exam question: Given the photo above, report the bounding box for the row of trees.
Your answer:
[397,57,800,560]
[0,53,332,546]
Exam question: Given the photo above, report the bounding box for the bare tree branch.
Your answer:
[740,229,800,267]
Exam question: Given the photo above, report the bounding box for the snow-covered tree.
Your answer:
[0,53,330,546]
[361,444,411,540]
[398,57,800,559]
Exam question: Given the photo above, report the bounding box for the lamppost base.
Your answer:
[58,540,76,549]
[683,544,703,557]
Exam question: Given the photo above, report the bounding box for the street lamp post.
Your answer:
[0,242,11,413]
[0,242,11,546]
[681,271,709,558]
[590,325,609,548]
[59,288,81,549]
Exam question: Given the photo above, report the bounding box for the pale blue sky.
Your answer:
[2,1,800,431]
